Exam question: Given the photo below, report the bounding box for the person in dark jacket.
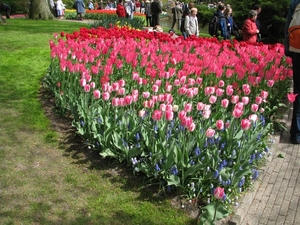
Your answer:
[75,0,85,20]
[150,0,162,27]
[285,0,300,144]
[0,3,11,19]
[215,3,230,40]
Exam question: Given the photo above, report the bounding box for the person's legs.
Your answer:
[291,53,300,143]
[177,19,181,31]
[6,9,10,19]
[0,13,6,23]
[171,18,176,30]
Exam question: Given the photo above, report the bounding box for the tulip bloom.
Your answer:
[209,95,217,104]
[260,91,268,100]
[216,120,224,130]
[93,89,101,99]
[152,110,162,121]
[165,110,174,121]
[251,104,259,112]
[142,92,150,99]
[221,99,229,108]
[197,102,205,111]
[102,92,110,101]
[184,103,192,112]
[138,110,146,118]
[287,93,298,103]
[242,84,251,95]
[232,108,243,118]
[214,187,225,200]
[205,128,215,138]
[241,119,252,130]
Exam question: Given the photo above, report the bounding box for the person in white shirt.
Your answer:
[184,7,199,37]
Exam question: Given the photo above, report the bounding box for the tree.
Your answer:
[28,0,54,20]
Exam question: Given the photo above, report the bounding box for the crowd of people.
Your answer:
[167,1,262,42]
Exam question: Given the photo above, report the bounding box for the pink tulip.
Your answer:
[138,110,146,118]
[107,85,113,93]
[225,121,230,128]
[216,88,224,97]
[216,120,224,130]
[182,116,193,127]
[152,85,159,93]
[226,85,234,96]
[241,119,252,130]
[221,99,229,108]
[232,108,243,118]
[80,78,86,87]
[206,128,215,138]
[187,78,195,86]
[142,92,150,99]
[102,82,109,92]
[287,93,298,103]
[234,102,244,111]
[118,79,126,87]
[178,110,186,121]
[164,93,173,104]
[260,91,268,100]
[218,80,225,87]
[166,104,173,111]
[267,80,274,87]
[204,104,211,111]
[155,80,162,86]
[119,98,125,106]
[184,103,192,112]
[178,87,187,95]
[152,95,158,103]
[186,89,195,98]
[196,77,203,85]
[205,87,215,96]
[112,98,120,106]
[214,187,225,200]
[152,110,162,121]
[180,76,186,84]
[259,108,265,113]
[90,82,95,89]
[188,122,196,132]
[132,72,139,80]
[203,110,211,119]
[193,87,199,95]
[249,114,258,122]
[102,92,110,101]
[251,104,259,112]
[84,84,91,92]
[174,79,181,86]
[255,96,263,105]
[165,110,174,121]
[166,85,172,92]
[158,94,165,102]
[112,82,119,91]
[197,102,205,111]
[93,90,101,99]
[209,95,217,104]
[117,88,125,95]
[137,78,143,85]
[242,96,250,105]
[124,95,133,105]
[231,95,239,104]
[160,103,166,111]
[242,84,251,95]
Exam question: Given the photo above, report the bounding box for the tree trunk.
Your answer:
[29,0,55,20]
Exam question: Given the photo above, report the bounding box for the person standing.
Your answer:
[0,2,11,19]
[75,0,85,21]
[170,2,182,31]
[150,0,162,27]
[55,0,64,19]
[242,10,259,43]
[88,0,94,10]
[180,2,194,39]
[184,7,199,37]
[144,0,152,27]
[215,3,230,40]
[252,4,261,42]
[285,0,300,144]
[116,0,126,17]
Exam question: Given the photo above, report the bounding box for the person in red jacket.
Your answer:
[242,10,259,43]
[116,0,126,17]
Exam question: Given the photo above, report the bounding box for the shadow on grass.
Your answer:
[40,86,199,225]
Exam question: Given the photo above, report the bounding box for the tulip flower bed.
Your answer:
[46,26,292,223]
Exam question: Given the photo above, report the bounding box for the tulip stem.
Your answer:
[213,201,218,222]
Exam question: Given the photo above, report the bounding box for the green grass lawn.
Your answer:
[0,19,196,225]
